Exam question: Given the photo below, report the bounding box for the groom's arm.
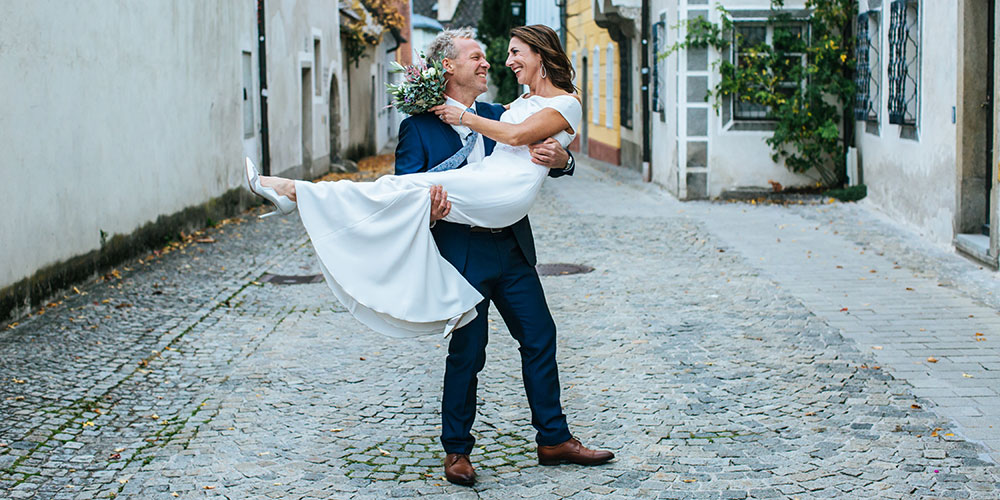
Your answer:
[529,139,574,178]
[395,117,427,175]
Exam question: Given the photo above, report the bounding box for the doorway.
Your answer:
[329,74,341,163]
[302,67,314,175]
[956,0,997,266]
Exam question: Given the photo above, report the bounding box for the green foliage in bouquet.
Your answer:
[386,57,448,115]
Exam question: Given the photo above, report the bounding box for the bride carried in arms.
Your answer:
[244,25,581,338]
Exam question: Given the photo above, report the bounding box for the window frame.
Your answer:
[729,20,808,123]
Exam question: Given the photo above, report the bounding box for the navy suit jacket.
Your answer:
[395,101,572,271]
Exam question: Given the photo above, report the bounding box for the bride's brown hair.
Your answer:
[509,25,576,94]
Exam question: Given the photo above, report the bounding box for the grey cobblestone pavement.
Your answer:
[2,159,999,499]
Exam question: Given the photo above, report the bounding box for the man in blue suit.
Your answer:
[395,28,613,486]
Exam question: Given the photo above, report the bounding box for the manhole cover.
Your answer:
[259,273,325,285]
[535,263,594,276]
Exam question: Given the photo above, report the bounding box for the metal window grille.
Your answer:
[887,0,918,125]
[652,21,665,114]
[731,22,806,121]
[854,12,872,120]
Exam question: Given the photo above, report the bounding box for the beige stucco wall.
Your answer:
[856,1,959,245]
[0,0,343,291]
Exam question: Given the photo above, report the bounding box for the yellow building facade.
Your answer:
[565,0,621,164]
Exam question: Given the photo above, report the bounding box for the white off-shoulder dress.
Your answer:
[293,94,581,338]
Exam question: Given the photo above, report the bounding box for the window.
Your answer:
[887,0,919,127]
[652,18,666,120]
[731,22,807,121]
[606,43,614,128]
[619,41,633,129]
[242,51,254,138]
[593,46,600,124]
[854,11,881,123]
[314,38,322,96]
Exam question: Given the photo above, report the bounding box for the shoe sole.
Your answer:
[538,457,613,466]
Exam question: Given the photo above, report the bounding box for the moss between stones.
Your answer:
[1,188,256,324]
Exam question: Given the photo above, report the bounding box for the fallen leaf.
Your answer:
[203,485,216,490]
[379,448,391,456]
[172,493,179,497]
[150,414,159,420]
[927,357,938,363]
[110,453,121,459]
[945,433,955,437]
[114,447,125,452]
[962,373,974,378]
[872,346,883,350]
[840,307,849,312]
[330,428,344,432]
[82,421,95,427]
[118,478,128,484]
[804,411,817,416]
[195,237,216,244]
[905,287,914,291]
[359,357,366,361]
[911,404,921,409]
[682,478,697,483]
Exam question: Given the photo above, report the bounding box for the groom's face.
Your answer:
[444,38,490,96]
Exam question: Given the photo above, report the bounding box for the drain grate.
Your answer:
[259,273,325,285]
[535,263,594,276]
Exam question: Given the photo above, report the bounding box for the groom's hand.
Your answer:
[528,138,570,169]
[429,185,451,222]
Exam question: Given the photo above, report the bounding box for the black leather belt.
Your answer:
[469,226,508,233]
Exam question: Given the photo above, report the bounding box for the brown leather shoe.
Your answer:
[444,453,476,486]
[538,437,614,466]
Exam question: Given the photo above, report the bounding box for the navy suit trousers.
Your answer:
[440,230,572,454]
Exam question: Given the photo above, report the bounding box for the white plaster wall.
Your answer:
[0,0,343,291]
[856,1,958,245]
[706,0,814,198]
[0,0,249,289]
[527,0,562,35]
[650,0,679,192]
[265,0,342,176]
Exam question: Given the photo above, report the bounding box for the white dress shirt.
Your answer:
[444,95,486,164]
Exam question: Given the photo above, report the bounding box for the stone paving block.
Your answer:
[1,161,999,499]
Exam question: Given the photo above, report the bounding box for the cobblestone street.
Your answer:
[2,159,1000,499]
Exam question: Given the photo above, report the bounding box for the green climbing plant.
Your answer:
[663,0,856,186]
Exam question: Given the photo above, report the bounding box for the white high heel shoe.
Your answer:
[244,157,297,219]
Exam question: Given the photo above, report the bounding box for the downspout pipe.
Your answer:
[640,0,651,181]
[257,0,271,175]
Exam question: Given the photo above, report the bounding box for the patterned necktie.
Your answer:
[428,108,479,173]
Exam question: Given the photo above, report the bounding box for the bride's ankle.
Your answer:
[260,176,296,201]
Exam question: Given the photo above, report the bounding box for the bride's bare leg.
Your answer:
[259,176,297,202]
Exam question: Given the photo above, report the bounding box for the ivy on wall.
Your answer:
[343,0,409,66]
[664,0,856,186]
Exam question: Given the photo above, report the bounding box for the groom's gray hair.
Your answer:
[426,27,478,62]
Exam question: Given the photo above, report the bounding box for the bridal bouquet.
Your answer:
[386,56,447,115]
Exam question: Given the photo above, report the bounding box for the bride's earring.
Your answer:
[540,65,547,79]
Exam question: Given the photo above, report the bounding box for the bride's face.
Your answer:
[505,37,542,86]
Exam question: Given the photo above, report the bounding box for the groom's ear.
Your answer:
[441,58,454,74]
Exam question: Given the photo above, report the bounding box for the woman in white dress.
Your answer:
[245,26,581,338]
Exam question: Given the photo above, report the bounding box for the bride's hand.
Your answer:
[430,104,468,126]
